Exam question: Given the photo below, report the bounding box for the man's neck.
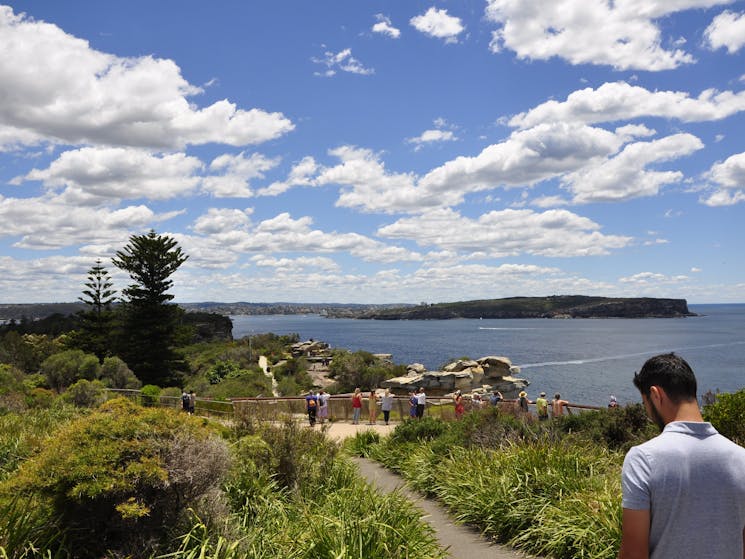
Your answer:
[669,400,704,423]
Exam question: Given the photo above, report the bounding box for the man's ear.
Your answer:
[649,385,664,405]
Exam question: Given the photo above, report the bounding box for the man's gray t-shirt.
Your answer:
[622,421,745,559]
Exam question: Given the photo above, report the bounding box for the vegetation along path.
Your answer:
[352,456,539,559]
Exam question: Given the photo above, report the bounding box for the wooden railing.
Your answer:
[106,389,602,422]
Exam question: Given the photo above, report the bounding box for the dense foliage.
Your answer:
[345,404,661,559]
[326,349,406,393]
[0,399,446,559]
[703,387,745,444]
[3,398,230,558]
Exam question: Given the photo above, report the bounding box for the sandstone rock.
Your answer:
[407,363,427,375]
[290,340,330,357]
[477,356,513,378]
[443,359,479,372]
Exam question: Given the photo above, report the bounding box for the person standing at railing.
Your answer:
[516,391,529,415]
[368,389,379,425]
[415,387,426,419]
[351,387,362,424]
[454,390,465,419]
[381,388,394,425]
[552,393,568,417]
[536,392,549,421]
[188,391,196,415]
[408,391,417,419]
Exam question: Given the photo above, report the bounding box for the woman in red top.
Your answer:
[351,387,362,424]
[454,390,465,419]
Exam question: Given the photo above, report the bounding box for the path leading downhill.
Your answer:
[351,456,536,559]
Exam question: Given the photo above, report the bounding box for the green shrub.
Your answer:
[2,398,231,558]
[141,384,161,406]
[24,388,56,409]
[40,349,101,391]
[62,379,106,408]
[390,416,450,443]
[100,356,141,389]
[342,429,381,457]
[556,404,656,451]
[327,350,404,393]
[205,360,242,384]
[202,375,272,400]
[703,388,745,445]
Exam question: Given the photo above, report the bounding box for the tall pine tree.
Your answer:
[112,230,188,386]
[76,259,117,360]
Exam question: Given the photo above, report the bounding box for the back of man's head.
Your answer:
[633,353,697,403]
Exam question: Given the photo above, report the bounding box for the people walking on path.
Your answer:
[181,390,190,413]
[188,390,196,415]
[619,353,745,559]
[317,389,330,424]
[381,388,394,425]
[305,390,318,426]
[535,392,549,420]
[368,389,379,424]
[351,387,363,424]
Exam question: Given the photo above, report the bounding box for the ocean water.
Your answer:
[231,304,745,406]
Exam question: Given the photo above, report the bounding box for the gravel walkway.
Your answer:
[352,456,537,559]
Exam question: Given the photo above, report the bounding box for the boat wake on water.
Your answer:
[478,327,537,331]
[518,340,745,369]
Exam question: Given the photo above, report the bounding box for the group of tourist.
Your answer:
[306,386,576,425]
[349,387,397,425]
[453,389,505,419]
[180,390,196,414]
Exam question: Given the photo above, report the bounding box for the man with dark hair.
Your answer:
[619,353,745,559]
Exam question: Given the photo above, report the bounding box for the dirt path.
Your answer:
[323,421,536,559]
[352,457,535,559]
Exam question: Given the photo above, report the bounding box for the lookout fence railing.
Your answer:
[105,389,602,422]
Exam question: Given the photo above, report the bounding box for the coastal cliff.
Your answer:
[332,295,694,320]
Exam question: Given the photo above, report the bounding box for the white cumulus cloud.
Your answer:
[378,207,632,257]
[510,82,745,129]
[18,147,203,203]
[0,6,294,150]
[372,14,401,38]
[705,10,745,53]
[701,151,745,206]
[410,7,465,43]
[485,0,729,70]
[203,152,280,198]
[564,133,705,203]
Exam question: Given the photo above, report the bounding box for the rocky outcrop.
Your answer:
[383,355,528,398]
[290,339,330,358]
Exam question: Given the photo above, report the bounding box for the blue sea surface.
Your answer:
[231,304,745,406]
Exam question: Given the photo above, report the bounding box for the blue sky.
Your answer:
[1,1,744,304]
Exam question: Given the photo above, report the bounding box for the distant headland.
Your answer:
[0,295,694,322]
[323,295,695,320]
